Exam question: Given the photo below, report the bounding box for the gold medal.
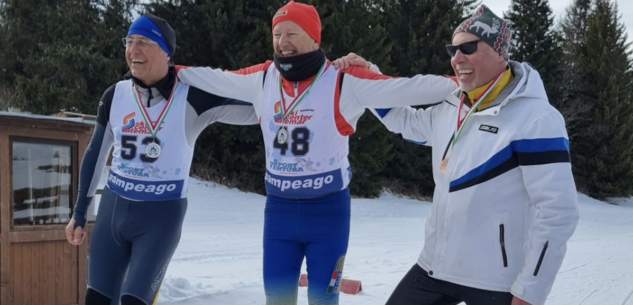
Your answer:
[440,158,449,174]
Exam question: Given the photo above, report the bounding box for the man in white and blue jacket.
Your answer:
[366,5,579,305]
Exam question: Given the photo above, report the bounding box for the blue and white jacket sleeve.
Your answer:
[510,109,580,305]
[73,85,116,228]
[369,106,439,147]
[361,63,444,147]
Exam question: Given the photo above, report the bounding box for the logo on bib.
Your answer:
[265,172,334,191]
[270,159,304,173]
[269,159,317,173]
[107,171,184,201]
[122,113,136,131]
[264,169,344,198]
[273,101,313,125]
[109,173,177,194]
[122,112,163,134]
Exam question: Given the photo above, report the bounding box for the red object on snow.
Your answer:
[299,273,309,286]
[298,273,363,295]
[339,278,363,295]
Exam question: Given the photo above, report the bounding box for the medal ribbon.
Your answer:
[132,81,178,138]
[278,60,327,121]
[451,69,506,148]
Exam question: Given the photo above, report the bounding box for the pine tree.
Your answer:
[144,0,284,68]
[504,0,562,107]
[558,0,594,143]
[93,0,137,85]
[375,0,476,197]
[558,0,594,193]
[463,0,483,15]
[315,0,393,72]
[574,0,633,199]
[0,0,134,115]
[311,0,395,197]
[0,0,46,87]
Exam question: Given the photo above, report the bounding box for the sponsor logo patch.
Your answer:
[479,124,499,134]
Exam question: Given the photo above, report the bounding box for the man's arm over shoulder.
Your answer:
[511,108,580,305]
[184,86,259,147]
[369,104,440,147]
[175,61,273,106]
[73,85,117,228]
[339,66,458,108]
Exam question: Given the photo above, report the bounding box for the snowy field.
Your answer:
[154,177,633,305]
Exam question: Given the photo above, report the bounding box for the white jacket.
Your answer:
[372,62,579,305]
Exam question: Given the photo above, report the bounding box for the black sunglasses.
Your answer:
[446,39,484,57]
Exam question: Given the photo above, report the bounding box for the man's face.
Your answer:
[273,21,319,57]
[450,32,506,92]
[124,34,170,85]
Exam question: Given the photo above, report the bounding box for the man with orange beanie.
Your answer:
[175,1,458,304]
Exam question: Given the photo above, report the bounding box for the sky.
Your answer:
[483,0,633,44]
[85,176,633,305]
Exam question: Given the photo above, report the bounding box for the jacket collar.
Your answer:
[451,61,530,117]
[124,66,176,100]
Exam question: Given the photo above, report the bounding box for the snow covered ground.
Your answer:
[154,178,633,305]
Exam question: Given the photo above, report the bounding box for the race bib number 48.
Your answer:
[273,126,310,156]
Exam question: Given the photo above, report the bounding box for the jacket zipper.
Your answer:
[533,241,549,276]
[499,224,508,267]
[441,133,455,161]
[147,89,153,107]
[431,135,456,275]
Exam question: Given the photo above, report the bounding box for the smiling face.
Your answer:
[450,32,506,92]
[272,20,319,57]
[124,34,170,86]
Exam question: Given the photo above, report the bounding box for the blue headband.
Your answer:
[126,16,171,57]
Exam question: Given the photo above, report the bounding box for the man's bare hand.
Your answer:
[332,52,370,70]
[65,218,86,246]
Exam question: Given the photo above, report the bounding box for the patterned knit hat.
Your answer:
[453,5,514,60]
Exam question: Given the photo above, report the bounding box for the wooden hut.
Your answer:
[0,111,96,305]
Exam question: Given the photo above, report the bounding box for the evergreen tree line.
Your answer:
[0,0,630,201]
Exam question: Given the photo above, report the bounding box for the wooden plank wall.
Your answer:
[10,241,78,305]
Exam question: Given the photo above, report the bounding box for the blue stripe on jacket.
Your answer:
[449,138,570,192]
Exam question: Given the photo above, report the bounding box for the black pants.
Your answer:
[87,186,187,305]
[385,264,513,305]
